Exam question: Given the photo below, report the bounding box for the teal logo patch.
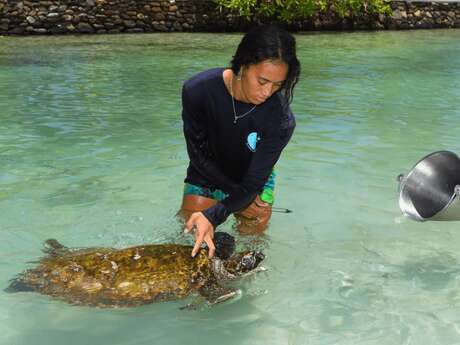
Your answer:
[246,132,260,152]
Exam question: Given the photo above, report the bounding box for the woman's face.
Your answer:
[240,59,288,105]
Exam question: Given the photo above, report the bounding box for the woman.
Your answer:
[179,25,300,258]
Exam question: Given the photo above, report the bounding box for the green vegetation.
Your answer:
[213,0,392,22]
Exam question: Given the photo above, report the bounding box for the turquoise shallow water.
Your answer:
[1,30,460,345]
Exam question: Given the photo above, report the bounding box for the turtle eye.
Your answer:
[241,253,257,270]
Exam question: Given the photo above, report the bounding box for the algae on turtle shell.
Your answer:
[6,235,265,308]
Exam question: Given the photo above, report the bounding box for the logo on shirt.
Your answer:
[246,132,260,152]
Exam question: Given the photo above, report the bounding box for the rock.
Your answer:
[392,9,407,20]
[8,27,25,35]
[126,28,144,33]
[314,18,321,28]
[173,21,182,31]
[387,21,397,30]
[33,28,47,34]
[26,16,36,24]
[414,10,421,17]
[123,20,136,28]
[152,22,167,31]
[49,25,68,34]
[77,22,94,33]
[399,21,409,29]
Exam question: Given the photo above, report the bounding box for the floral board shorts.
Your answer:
[183,170,276,205]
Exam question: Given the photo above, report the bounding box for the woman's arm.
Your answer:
[202,121,295,228]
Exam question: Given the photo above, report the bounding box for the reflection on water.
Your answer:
[1,30,460,345]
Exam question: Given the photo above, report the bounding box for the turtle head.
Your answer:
[224,251,265,275]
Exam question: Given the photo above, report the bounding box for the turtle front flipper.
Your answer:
[4,276,36,293]
[199,283,241,306]
[179,285,241,310]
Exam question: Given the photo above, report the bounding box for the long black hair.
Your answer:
[230,25,301,105]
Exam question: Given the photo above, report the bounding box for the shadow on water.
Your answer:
[399,252,460,291]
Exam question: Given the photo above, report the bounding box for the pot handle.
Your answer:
[397,174,405,192]
[455,185,460,196]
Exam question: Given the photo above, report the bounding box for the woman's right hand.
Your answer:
[184,212,215,258]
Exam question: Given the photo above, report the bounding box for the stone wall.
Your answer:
[0,0,199,35]
[388,1,460,29]
[0,0,459,35]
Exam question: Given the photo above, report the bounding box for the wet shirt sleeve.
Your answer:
[182,85,239,193]
[202,113,295,228]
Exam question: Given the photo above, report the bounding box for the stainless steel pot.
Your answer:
[398,151,460,221]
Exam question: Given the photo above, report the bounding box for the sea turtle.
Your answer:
[5,232,265,308]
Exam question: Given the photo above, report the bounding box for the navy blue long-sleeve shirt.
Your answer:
[181,68,295,227]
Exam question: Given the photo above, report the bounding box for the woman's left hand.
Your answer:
[185,212,215,258]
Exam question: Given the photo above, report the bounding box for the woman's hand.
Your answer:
[184,212,215,258]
